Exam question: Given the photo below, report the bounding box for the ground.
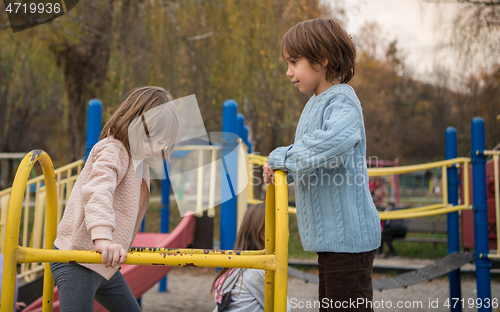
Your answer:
[141,266,500,312]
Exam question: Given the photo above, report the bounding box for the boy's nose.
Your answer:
[287,68,293,77]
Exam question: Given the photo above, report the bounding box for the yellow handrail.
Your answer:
[0,151,290,312]
[483,151,500,260]
[1,150,58,312]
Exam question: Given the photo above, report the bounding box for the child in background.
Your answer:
[51,86,179,312]
[264,19,381,312]
[211,203,290,312]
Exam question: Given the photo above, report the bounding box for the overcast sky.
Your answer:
[339,0,462,82]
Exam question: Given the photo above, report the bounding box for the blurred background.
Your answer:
[0,0,498,188]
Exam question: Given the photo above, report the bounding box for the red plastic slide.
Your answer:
[23,214,196,312]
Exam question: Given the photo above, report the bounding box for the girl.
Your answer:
[50,86,179,311]
[211,203,290,312]
[263,19,381,312]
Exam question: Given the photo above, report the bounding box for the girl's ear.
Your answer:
[322,59,329,67]
[259,228,265,242]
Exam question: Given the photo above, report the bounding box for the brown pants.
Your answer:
[317,250,376,312]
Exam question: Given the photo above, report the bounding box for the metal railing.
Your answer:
[0,151,290,312]
[0,158,83,282]
[483,150,500,260]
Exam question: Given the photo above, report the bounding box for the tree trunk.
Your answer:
[52,1,114,162]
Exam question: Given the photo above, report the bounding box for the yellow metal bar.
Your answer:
[0,160,84,198]
[463,161,470,207]
[249,153,268,166]
[16,247,277,270]
[1,151,58,312]
[379,204,471,220]
[442,165,448,205]
[483,150,500,156]
[367,157,470,177]
[174,145,220,151]
[17,265,44,279]
[274,171,289,312]
[264,184,276,311]
[493,154,500,254]
[128,247,267,255]
[248,198,297,215]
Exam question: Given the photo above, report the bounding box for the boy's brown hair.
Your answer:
[281,18,356,84]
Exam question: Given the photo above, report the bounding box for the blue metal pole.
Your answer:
[445,127,461,312]
[158,167,171,292]
[236,114,245,140]
[85,99,102,160]
[221,100,238,250]
[471,117,492,312]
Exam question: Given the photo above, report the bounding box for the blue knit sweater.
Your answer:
[268,84,381,253]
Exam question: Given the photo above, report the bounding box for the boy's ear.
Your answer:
[322,59,329,67]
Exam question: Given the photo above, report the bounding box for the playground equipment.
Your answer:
[0,92,498,312]
[23,215,196,311]
[0,150,290,312]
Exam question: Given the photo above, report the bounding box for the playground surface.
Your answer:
[141,265,500,312]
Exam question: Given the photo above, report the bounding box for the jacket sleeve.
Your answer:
[81,142,129,242]
[268,96,362,175]
[245,269,266,309]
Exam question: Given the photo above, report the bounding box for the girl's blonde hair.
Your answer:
[100,86,179,161]
[211,203,266,295]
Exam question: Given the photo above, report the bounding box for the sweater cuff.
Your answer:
[268,145,292,171]
[90,226,113,242]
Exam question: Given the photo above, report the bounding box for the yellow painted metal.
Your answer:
[0,194,9,254]
[208,147,217,218]
[237,139,249,231]
[1,151,58,312]
[249,198,297,215]
[483,150,500,156]
[1,149,290,312]
[442,165,448,205]
[264,184,276,311]
[367,157,470,177]
[128,247,267,255]
[249,153,268,166]
[463,160,470,207]
[274,171,289,312]
[379,204,471,220]
[16,247,277,270]
[492,154,500,258]
[0,159,84,257]
[174,145,220,151]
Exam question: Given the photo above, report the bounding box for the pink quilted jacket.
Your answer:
[54,136,150,279]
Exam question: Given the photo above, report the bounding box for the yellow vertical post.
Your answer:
[493,155,499,254]
[0,194,10,254]
[463,161,470,207]
[208,147,216,218]
[195,149,204,217]
[274,171,288,312]
[264,184,276,311]
[442,165,448,205]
